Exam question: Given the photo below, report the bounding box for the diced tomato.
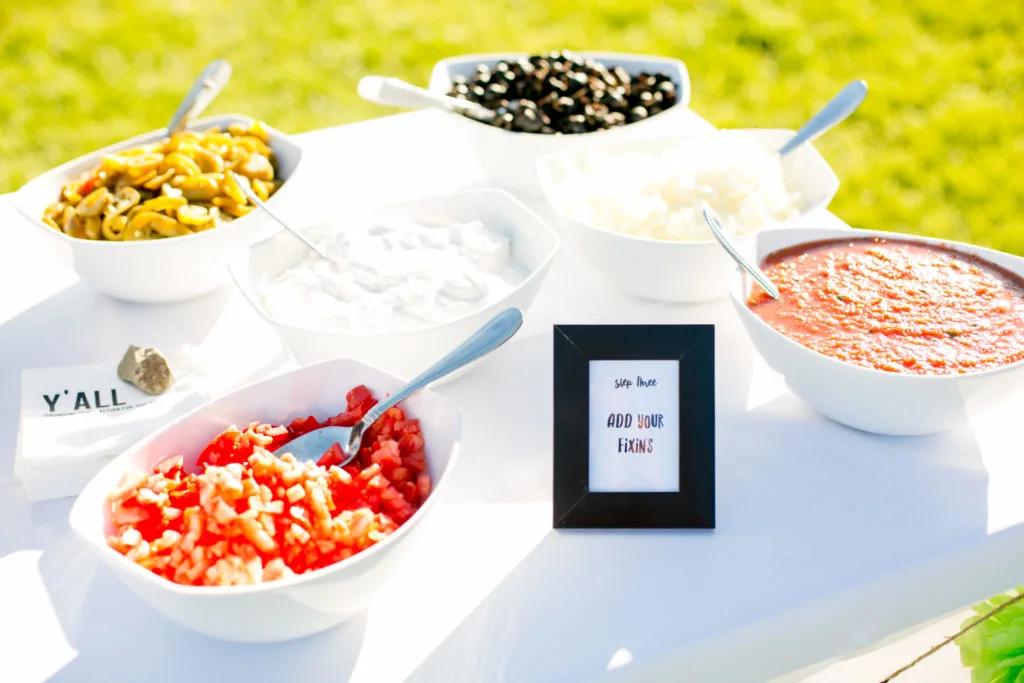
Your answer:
[346,385,372,410]
[288,416,320,436]
[394,419,421,435]
[155,455,184,479]
[107,385,434,588]
[398,433,424,456]
[381,485,415,524]
[317,442,345,468]
[168,484,198,510]
[196,427,251,469]
[417,473,432,501]
[370,440,402,472]
[399,481,419,505]
[403,451,427,473]
[326,409,361,427]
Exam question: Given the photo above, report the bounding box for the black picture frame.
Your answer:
[552,324,715,529]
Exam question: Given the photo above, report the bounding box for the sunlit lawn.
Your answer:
[0,0,1021,252]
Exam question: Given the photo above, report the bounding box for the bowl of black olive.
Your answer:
[427,50,696,196]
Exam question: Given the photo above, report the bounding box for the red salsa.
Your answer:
[747,238,1024,375]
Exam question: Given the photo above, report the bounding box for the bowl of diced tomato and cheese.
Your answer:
[69,357,460,643]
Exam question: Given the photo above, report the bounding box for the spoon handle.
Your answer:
[228,171,331,261]
[167,60,233,136]
[359,308,524,426]
[777,80,868,157]
[702,206,780,299]
[358,75,492,119]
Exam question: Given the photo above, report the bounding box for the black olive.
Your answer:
[486,82,508,100]
[562,113,588,133]
[514,106,545,133]
[567,72,588,91]
[606,112,627,127]
[460,53,676,133]
[548,77,568,93]
[629,106,648,122]
[553,96,576,113]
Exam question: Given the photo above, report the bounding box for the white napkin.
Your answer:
[14,359,208,502]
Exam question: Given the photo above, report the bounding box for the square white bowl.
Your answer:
[536,128,840,304]
[12,114,304,304]
[228,188,561,379]
[69,357,461,642]
[731,224,1024,435]
[427,51,695,196]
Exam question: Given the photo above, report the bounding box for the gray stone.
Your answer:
[117,345,174,395]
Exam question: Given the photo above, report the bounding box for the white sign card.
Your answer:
[587,359,680,493]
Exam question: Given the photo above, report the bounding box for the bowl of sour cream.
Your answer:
[229,189,561,379]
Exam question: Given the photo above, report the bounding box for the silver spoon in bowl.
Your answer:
[166,59,233,136]
[357,75,497,123]
[276,307,524,466]
[777,79,868,157]
[702,205,780,299]
[702,80,869,299]
[228,170,330,261]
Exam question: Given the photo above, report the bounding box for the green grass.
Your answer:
[1,0,1021,251]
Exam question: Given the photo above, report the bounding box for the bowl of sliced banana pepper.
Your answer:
[13,114,302,303]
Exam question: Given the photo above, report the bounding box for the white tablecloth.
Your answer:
[2,110,1023,683]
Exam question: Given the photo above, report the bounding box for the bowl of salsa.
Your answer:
[730,224,1024,435]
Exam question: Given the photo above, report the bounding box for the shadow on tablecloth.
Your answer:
[399,322,991,683]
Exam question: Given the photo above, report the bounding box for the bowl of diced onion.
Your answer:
[12,114,303,304]
[536,128,839,303]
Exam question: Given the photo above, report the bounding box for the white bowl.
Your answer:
[228,189,560,379]
[428,51,695,196]
[69,357,460,642]
[13,114,303,304]
[731,225,1024,436]
[536,128,840,304]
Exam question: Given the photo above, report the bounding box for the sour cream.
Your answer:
[259,217,525,333]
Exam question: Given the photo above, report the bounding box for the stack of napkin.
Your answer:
[15,360,207,502]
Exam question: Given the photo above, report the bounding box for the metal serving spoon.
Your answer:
[276,307,524,465]
[777,80,868,157]
[357,75,496,123]
[228,171,330,261]
[702,205,780,299]
[166,59,233,136]
[700,80,868,298]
